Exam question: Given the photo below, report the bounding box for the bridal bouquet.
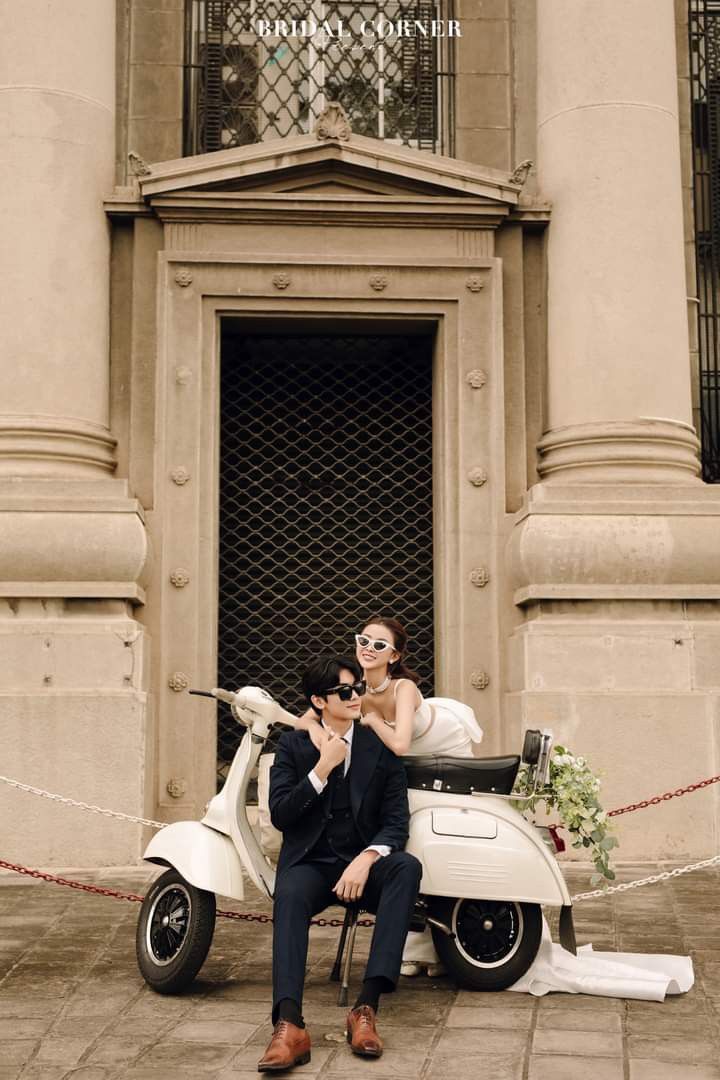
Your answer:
[512,746,619,885]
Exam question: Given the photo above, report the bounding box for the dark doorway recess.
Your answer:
[217,326,435,784]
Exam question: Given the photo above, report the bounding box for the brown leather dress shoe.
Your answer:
[257,1020,311,1072]
[346,1005,383,1058]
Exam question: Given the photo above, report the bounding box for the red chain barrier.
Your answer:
[606,773,720,818]
[0,859,374,926]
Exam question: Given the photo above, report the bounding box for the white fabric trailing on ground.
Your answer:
[509,920,694,1001]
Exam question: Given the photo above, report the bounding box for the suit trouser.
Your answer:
[272,851,422,1020]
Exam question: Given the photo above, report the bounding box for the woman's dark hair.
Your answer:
[362,615,421,685]
[301,654,363,715]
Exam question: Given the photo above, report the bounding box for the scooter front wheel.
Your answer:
[136,868,216,994]
[430,897,542,991]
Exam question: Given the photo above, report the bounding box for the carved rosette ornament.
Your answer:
[470,567,490,588]
[369,274,388,292]
[470,671,490,690]
[174,268,193,288]
[467,467,488,487]
[175,366,192,386]
[170,568,190,588]
[168,672,189,692]
[170,466,190,486]
[465,276,485,293]
[466,369,488,390]
[272,272,291,290]
[166,778,187,799]
[314,102,352,141]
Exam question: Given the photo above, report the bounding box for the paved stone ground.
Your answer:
[0,863,718,1080]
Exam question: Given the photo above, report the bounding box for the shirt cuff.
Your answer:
[365,844,391,858]
[308,769,327,794]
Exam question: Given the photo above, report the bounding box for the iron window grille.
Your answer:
[183,0,455,156]
[690,0,720,480]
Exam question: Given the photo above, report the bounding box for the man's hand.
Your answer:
[313,730,348,781]
[333,850,379,902]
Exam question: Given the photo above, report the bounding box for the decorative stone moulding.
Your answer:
[170,466,190,485]
[166,778,187,799]
[170,568,190,588]
[272,272,291,290]
[0,417,117,478]
[314,101,352,141]
[174,268,193,288]
[465,276,485,292]
[175,366,192,385]
[168,672,189,692]
[536,419,701,485]
[470,567,490,588]
[369,274,388,291]
[466,369,488,390]
[0,504,147,599]
[470,671,490,690]
[467,467,488,487]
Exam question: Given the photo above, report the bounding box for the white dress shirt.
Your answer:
[307,720,390,858]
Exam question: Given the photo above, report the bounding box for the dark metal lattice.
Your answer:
[184,0,455,157]
[689,0,720,480]
[217,330,435,784]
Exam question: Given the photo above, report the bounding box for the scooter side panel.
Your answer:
[407,806,569,906]
[143,821,245,901]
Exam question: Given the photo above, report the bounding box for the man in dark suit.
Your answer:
[257,655,422,1073]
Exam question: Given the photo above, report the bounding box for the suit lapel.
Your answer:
[349,722,384,819]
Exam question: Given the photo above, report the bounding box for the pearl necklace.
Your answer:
[366,675,391,695]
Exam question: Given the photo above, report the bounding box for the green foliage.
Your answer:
[511,745,619,886]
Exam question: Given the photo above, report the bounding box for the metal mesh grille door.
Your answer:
[218,329,435,783]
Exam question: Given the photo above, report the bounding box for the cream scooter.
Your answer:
[135,686,575,995]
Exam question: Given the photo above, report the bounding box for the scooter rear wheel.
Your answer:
[430,897,542,991]
[136,868,216,994]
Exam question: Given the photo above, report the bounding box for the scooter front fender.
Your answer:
[407,800,571,907]
[143,821,245,901]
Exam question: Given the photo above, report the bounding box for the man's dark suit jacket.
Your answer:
[268,722,410,875]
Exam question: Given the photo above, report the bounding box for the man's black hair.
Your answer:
[301,655,363,716]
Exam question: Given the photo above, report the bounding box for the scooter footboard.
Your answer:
[143,821,245,901]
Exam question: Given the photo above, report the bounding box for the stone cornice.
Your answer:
[135,133,522,203]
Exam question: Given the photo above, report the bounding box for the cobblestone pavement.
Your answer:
[0,863,719,1080]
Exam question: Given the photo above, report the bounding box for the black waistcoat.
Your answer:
[307,764,364,864]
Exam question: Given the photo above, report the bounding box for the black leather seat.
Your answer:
[401,754,521,796]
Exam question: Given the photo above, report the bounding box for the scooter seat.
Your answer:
[401,754,521,796]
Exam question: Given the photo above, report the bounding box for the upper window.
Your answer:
[183,1,455,156]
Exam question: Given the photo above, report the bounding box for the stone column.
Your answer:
[536,0,699,483]
[0,2,151,866]
[0,0,116,475]
[507,1,720,862]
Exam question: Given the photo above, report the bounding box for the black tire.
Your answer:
[430,897,542,991]
[136,868,216,994]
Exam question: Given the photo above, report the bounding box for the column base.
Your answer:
[537,420,701,485]
[506,600,720,862]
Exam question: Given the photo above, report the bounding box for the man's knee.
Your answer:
[388,851,422,882]
[273,874,314,914]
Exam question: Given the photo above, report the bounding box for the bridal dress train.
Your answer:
[509,919,694,1001]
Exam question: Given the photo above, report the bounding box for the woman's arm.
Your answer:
[361,680,419,756]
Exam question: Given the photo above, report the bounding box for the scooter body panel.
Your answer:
[143,821,245,901]
[407,790,571,907]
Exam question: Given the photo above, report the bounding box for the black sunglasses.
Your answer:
[324,679,366,701]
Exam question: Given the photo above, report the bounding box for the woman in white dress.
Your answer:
[349,615,483,975]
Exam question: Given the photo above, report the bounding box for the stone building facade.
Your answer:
[3,0,720,867]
